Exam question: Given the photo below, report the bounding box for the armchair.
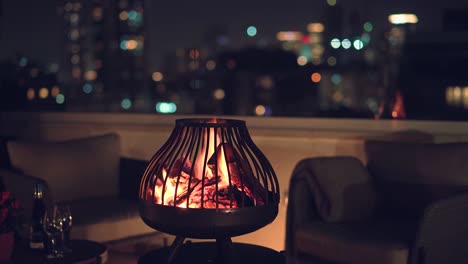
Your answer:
[0,133,156,243]
[286,141,468,264]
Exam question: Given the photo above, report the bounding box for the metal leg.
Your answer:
[216,237,235,264]
[166,236,185,264]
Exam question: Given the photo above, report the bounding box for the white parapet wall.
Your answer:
[1,112,468,250]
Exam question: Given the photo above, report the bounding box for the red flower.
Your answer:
[0,192,22,233]
[11,201,19,209]
[0,192,10,205]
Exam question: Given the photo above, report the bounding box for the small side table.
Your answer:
[67,240,108,264]
[138,242,285,264]
[12,239,108,264]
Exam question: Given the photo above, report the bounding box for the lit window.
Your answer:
[121,98,132,110]
[255,105,266,116]
[311,72,321,83]
[388,14,418,25]
[119,11,128,21]
[85,70,97,81]
[307,23,324,33]
[126,40,138,50]
[297,56,308,66]
[26,88,35,101]
[39,88,49,99]
[330,38,341,49]
[277,31,303,41]
[51,86,60,97]
[341,39,351,49]
[247,26,257,37]
[56,94,65,104]
[152,72,164,82]
[353,39,364,50]
[156,102,177,114]
[213,89,225,100]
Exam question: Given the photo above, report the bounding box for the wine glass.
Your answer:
[43,206,64,259]
[55,204,73,253]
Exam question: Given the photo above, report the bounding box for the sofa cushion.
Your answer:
[366,141,468,217]
[7,134,120,202]
[295,220,415,264]
[67,196,155,242]
[292,157,378,222]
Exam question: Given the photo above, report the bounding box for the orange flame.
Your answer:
[391,90,406,119]
[150,127,263,209]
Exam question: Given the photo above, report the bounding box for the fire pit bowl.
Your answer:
[139,118,279,239]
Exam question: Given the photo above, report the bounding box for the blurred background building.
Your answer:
[61,0,147,112]
[1,0,467,121]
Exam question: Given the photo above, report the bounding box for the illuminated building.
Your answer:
[61,0,147,111]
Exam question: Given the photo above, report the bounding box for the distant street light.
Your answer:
[388,14,418,25]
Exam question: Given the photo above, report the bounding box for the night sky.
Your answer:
[0,0,466,72]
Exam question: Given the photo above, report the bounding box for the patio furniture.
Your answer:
[286,141,468,264]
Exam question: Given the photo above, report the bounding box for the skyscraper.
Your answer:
[61,0,146,111]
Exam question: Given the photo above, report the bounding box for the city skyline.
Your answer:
[1,0,467,120]
[1,0,465,72]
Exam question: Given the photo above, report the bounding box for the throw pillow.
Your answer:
[292,156,378,222]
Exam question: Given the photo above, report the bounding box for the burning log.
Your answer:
[208,143,266,205]
[151,142,267,208]
[167,158,192,178]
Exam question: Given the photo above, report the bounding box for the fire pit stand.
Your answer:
[164,237,235,264]
[138,240,285,264]
[139,118,280,264]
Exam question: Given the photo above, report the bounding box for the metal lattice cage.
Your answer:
[139,118,279,238]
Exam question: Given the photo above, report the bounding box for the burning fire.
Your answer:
[147,127,265,209]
